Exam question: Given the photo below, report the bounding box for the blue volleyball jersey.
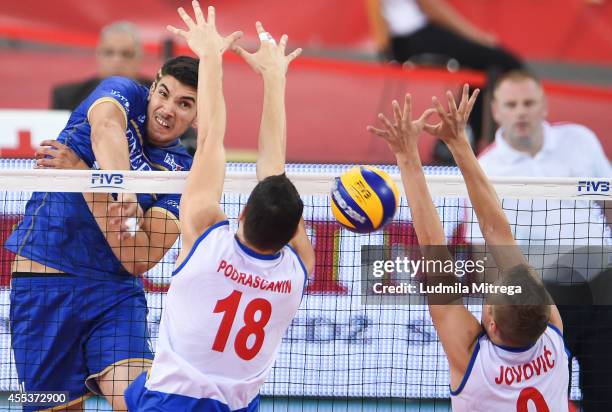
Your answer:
[5,77,192,281]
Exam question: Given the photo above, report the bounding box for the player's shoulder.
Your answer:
[145,142,193,171]
[173,220,231,276]
[476,142,504,171]
[548,122,599,145]
[476,144,498,161]
[283,244,309,283]
[97,75,146,91]
[79,76,148,118]
[93,76,148,103]
[548,122,607,161]
[549,121,592,134]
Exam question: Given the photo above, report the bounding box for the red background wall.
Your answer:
[1,0,612,64]
[0,0,610,162]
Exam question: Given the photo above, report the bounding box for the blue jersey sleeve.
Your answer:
[80,76,147,122]
[152,194,181,220]
[60,77,148,166]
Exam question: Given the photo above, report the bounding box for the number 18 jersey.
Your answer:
[143,220,307,411]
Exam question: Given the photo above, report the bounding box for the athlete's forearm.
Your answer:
[83,193,172,275]
[108,226,173,276]
[397,151,446,247]
[447,137,514,245]
[199,56,225,148]
[448,137,529,273]
[257,74,287,180]
[396,151,460,306]
[194,52,226,201]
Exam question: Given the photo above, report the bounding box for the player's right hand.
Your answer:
[232,22,302,78]
[366,94,436,157]
[35,140,88,170]
[424,84,479,147]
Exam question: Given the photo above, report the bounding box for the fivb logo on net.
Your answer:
[577,180,611,196]
[90,172,125,189]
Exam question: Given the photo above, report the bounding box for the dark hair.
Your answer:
[243,174,304,251]
[490,264,552,347]
[155,56,199,90]
[493,69,541,96]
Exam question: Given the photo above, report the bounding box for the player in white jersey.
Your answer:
[125,2,314,411]
[368,85,569,411]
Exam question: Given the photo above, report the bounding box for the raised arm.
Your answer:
[233,23,314,273]
[367,95,481,388]
[88,98,139,221]
[425,85,525,269]
[167,2,242,256]
[233,22,301,179]
[425,84,562,330]
[89,101,130,170]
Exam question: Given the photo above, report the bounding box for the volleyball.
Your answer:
[330,166,399,233]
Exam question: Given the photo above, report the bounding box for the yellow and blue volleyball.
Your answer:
[330,166,399,233]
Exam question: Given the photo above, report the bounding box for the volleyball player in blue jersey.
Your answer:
[5,56,199,410]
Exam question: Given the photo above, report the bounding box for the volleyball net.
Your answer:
[0,161,610,405]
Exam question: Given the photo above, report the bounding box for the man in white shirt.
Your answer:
[466,70,612,411]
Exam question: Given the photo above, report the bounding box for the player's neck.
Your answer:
[235,224,278,256]
[487,331,505,346]
[488,331,530,350]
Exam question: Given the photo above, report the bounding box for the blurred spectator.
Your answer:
[51,21,152,110]
[365,0,524,164]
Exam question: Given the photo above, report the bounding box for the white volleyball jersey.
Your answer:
[451,325,569,412]
[146,221,307,410]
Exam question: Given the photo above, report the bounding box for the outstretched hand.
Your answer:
[167,1,242,58]
[232,21,302,78]
[367,94,436,156]
[424,84,479,146]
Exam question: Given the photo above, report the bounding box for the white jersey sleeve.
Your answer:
[145,221,307,410]
[451,325,570,412]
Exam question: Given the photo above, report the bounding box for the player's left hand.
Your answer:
[117,206,144,241]
[35,140,88,170]
[367,94,436,156]
[424,84,479,147]
[232,21,302,78]
[167,1,242,58]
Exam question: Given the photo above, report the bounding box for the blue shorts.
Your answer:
[10,273,154,411]
[125,372,261,412]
